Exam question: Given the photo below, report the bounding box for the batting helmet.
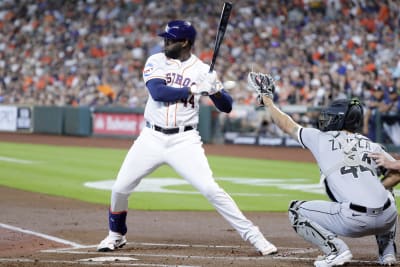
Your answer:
[158,20,197,44]
[318,98,363,132]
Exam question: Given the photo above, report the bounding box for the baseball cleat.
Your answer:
[249,234,277,256]
[379,254,396,266]
[314,249,352,267]
[97,235,127,252]
[258,242,278,256]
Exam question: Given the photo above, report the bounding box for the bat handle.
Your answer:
[209,64,214,73]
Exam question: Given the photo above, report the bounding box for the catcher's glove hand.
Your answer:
[247,72,275,100]
[256,94,265,107]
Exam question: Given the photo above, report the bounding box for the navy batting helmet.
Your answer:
[158,20,196,44]
[318,98,363,132]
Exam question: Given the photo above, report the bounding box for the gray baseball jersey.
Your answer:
[299,128,391,207]
[295,127,397,238]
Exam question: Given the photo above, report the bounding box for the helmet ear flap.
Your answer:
[343,99,363,132]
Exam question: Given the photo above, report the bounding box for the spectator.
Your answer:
[0,0,398,139]
[382,86,400,145]
[363,85,386,141]
[384,86,400,115]
[257,118,283,138]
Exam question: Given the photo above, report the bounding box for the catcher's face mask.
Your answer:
[318,109,346,132]
[318,98,362,132]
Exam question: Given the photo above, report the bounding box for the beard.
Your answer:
[164,43,183,59]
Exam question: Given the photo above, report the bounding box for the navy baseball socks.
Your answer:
[97,210,128,252]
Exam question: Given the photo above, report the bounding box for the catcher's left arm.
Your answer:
[247,72,301,140]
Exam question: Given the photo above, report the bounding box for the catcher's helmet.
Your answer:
[158,20,196,44]
[318,98,363,132]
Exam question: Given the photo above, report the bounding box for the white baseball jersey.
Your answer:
[143,53,213,127]
[108,51,270,250]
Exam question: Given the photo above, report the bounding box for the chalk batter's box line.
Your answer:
[0,258,198,267]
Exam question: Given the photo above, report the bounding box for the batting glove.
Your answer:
[190,71,218,96]
[247,72,275,100]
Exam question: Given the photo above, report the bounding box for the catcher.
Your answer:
[247,72,399,267]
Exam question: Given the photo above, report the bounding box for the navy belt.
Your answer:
[146,121,195,135]
[350,198,391,214]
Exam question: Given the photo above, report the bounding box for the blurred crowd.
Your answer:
[0,0,399,141]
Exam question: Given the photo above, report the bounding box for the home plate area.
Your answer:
[31,240,386,267]
[0,184,396,267]
[40,242,320,267]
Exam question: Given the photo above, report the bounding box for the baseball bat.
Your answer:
[209,2,233,73]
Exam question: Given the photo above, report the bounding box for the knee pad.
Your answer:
[288,200,307,229]
[289,200,307,210]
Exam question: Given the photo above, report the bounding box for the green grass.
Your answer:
[0,141,329,211]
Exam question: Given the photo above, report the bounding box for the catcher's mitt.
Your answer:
[247,72,275,100]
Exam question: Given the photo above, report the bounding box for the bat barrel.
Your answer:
[209,2,232,73]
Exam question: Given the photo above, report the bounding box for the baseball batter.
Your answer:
[248,72,399,267]
[97,20,277,256]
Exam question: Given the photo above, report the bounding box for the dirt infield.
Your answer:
[0,132,396,267]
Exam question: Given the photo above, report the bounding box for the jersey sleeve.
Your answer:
[209,89,232,113]
[298,127,321,152]
[142,53,166,83]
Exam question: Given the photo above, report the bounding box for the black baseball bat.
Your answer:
[209,2,233,73]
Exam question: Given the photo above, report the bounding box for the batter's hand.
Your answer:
[191,71,218,96]
[247,72,275,99]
